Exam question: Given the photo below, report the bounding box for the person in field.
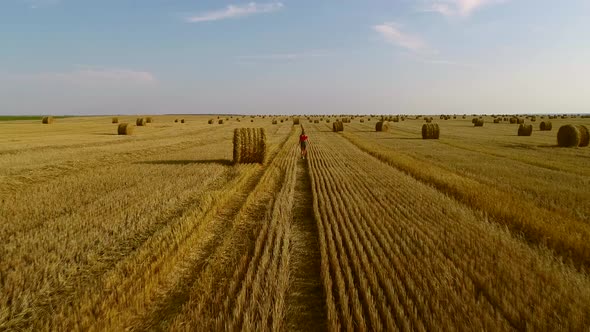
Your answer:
[299,129,309,160]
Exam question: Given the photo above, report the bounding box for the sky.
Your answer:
[0,0,589,115]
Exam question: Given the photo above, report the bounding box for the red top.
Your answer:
[299,134,308,142]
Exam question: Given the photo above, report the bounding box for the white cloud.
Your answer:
[424,0,508,17]
[7,67,157,84]
[373,23,431,53]
[186,2,283,23]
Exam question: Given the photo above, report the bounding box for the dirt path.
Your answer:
[286,158,327,331]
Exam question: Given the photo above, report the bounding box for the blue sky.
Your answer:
[1,0,589,115]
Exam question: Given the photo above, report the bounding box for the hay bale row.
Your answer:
[233,128,267,164]
[517,124,533,136]
[540,121,552,131]
[112,117,119,124]
[422,123,440,139]
[375,121,389,132]
[333,121,344,132]
[557,125,589,147]
[474,119,484,127]
[136,118,147,126]
[42,116,54,124]
[117,123,134,135]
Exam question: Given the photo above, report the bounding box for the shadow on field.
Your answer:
[499,143,538,150]
[137,159,233,166]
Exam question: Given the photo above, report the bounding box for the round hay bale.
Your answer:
[579,125,590,147]
[472,118,478,124]
[540,121,552,131]
[422,123,440,139]
[233,128,267,164]
[314,120,319,124]
[117,123,134,135]
[360,119,365,123]
[251,119,254,123]
[181,119,185,123]
[208,119,214,124]
[509,118,517,124]
[42,116,54,124]
[293,118,300,125]
[518,124,533,136]
[136,118,147,126]
[332,121,344,132]
[474,119,484,127]
[146,117,153,123]
[326,119,331,123]
[425,118,432,123]
[557,125,589,147]
[493,118,501,123]
[375,121,389,132]
[175,119,179,123]
[272,119,278,124]
[112,117,119,124]
[517,118,524,124]
[219,119,224,124]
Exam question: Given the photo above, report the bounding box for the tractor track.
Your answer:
[285,158,327,331]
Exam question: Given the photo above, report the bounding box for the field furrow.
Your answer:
[341,129,590,269]
[164,127,302,330]
[306,124,590,330]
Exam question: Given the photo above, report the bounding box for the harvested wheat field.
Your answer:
[1,114,590,331]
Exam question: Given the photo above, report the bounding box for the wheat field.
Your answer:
[1,114,590,330]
